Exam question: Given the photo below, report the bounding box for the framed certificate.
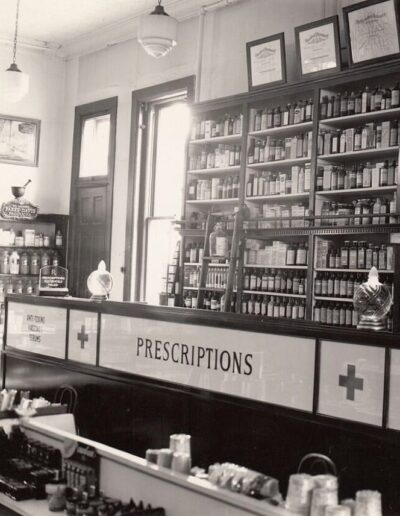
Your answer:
[343,0,400,67]
[246,33,286,91]
[295,16,341,78]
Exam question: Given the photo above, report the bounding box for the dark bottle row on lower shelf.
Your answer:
[314,272,393,299]
[314,301,393,331]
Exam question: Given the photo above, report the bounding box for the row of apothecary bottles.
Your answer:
[316,241,394,270]
[242,295,306,319]
[246,242,308,267]
[246,165,310,197]
[0,228,63,248]
[187,176,240,201]
[248,132,312,163]
[314,272,393,299]
[189,145,241,170]
[184,267,236,289]
[252,99,314,131]
[0,250,60,275]
[318,120,399,156]
[314,301,393,330]
[0,278,39,297]
[319,198,396,227]
[320,85,400,119]
[244,269,306,295]
[246,203,310,229]
[191,114,243,140]
[317,161,397,191]
[183,290,234,311]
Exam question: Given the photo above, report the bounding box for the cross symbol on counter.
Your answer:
[339,364,364,401]
[77,325,89,349]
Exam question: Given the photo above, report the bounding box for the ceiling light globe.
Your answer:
[138,9,178,58]
[1,65,29,103]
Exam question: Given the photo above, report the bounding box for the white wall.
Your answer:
[0,0,361,299]
[0,45,66,213]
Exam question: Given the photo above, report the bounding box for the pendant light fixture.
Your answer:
[138,0,178,58]
[1,0,29,103]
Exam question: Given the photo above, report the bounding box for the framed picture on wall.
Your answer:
[0,115,40,167]
[295,16,341,78]
[343,0,400,67]
[246,32,287,91]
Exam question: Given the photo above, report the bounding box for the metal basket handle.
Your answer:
[297,453,338,477]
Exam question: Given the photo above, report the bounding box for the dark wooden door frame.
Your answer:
[68,97,118,295]
[124,76,195,302]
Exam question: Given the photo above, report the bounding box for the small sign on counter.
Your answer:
[39,265,69,296]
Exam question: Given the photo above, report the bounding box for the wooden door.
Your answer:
[68,98,117,298]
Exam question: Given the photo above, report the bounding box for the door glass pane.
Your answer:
[144,218,179,305]
[153,102,190,217]
[79,114,110,178]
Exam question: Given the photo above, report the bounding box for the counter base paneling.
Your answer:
[2,295,400,514]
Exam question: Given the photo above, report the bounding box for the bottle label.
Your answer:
[215,237,228,257]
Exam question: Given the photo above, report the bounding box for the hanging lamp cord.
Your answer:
[12,0,21,64]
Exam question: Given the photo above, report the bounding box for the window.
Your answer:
[79,114,111,178]
[125,77,195,303]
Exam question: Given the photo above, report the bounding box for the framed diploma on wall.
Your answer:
[295,16,341,78]
[343,0,400,67]
[246,33,286,91]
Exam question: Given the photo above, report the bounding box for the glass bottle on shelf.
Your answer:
[30,252,40,275]
[9,251,20,275]
[0,251,9,274]
[209,223,228,258]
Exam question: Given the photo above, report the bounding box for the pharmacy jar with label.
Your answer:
[209,223,228,257]
[10,251,20,275]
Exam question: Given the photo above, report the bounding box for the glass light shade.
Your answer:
[138,12,178,58]
[87,260,113,301]
[1,65,29,103]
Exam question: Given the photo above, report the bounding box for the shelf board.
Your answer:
[187,165,240,176]
[189,133,242,145]
[243,290,306,298]
[183,286,199,290]
[246,192,310,202]
[319,107,400,129]
[244,264,308,269]
[247,157,311,169]
[318,146,399,162]
[0,273,39,277]
[179,229,204,237]
[315,268,394,273]
[0,246,61,250]
[314,296,353,303]
[316,185,397,197]
[184,262,201,266]
[248,121,313,138]
[186,198,239,205]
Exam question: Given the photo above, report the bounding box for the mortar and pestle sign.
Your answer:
[1,179,39,220]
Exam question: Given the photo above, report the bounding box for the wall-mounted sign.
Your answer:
[100,314,316,412]
[39,265,69,296]
[295,16,341,78]
[246,32,287,91]
[1,198,39,220]
[343,0,400,67]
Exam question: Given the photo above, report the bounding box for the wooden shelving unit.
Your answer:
[180,60,400,332]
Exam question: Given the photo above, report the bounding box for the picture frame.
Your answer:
[295,16,341,78]
[246,32,287,91]
[343,0,400,67]
[0,115,40,167]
